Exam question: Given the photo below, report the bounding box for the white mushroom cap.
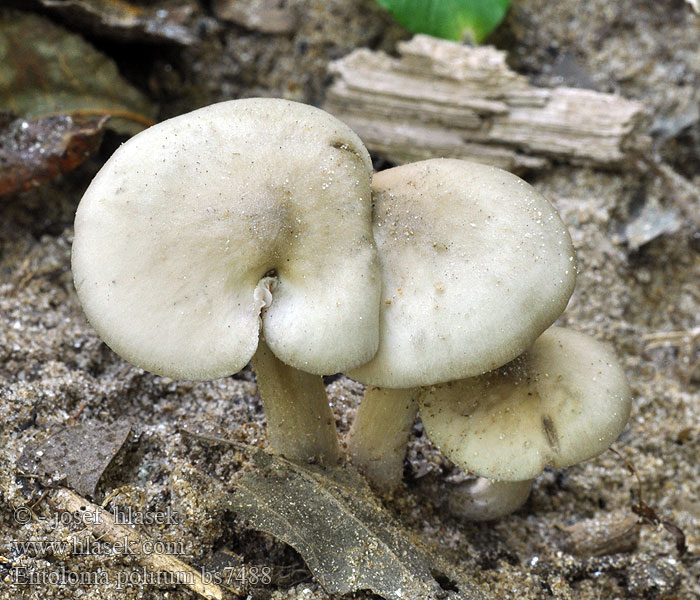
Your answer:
[348,159,576,388]
[72,98,380,380]
[419,327,633,481]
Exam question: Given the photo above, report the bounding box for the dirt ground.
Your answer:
[1,1,699,599]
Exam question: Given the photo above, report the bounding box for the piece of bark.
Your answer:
[560,511,639,557]
[324,35,648,172]
[212,0,296,34]
[0,11,157,135]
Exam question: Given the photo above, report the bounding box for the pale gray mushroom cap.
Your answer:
[419,327,633,481]
[348,159,576,388]
[72,98,380,380]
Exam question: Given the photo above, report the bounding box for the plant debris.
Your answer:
[622,197,681,251]
[17,419,132,497]
[324,35,648,172]
[0,10,157,135]
[612,449,689,558]
[47,487,233,600]
[560,511,639,557]
[230,451,483,600]
[375,0,512,43]
[0,112,108,197]
[1,0,699,598]
[211,0,296,34]
[38,0,202,45]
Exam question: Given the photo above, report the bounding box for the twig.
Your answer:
[67,400,88,426]
[642,326,700,383]
[609,448,645,505]
[177,426,257,453]
[610,448,688,557]
[642,327,700,348]
[46,487,236,600]
[41,109,155,129]
[28,488,50,512]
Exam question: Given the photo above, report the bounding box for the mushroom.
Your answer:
[72,98,380,464]
[447,478,535,522]
[346,158,576,490]
[420,327,632,519]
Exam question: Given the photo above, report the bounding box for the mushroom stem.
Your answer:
[348,386,418,491]
[448,478,534,521]
[252,341,341,466]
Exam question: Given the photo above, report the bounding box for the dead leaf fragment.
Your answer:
[0,113,108,197]
[560,511,639,557]
[17,419,132,497]
[622,197,681,250]
[0,10,157,135]
[212,0,296,34]
[39,0,201,45]
[230,452,482,600]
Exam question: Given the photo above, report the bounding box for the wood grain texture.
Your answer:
[324,35,648,172]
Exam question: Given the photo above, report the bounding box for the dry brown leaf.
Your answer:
[0,113,108,197]
[17,419,132,497]
[39,0,201,45]
[230,451,485,600]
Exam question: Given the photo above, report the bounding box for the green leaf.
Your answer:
[376,0,512,43]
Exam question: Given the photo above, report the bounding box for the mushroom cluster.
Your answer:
[72,98,632,520]
[345,159,632,519]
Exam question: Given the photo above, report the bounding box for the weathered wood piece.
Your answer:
[324,35,647,172]
[211,0,296,34]
[560,511,640,557]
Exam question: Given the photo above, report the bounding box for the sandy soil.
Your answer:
[1,1,698,599]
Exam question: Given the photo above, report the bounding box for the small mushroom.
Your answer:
[419,327,632,482]
[72,98,380,464]
[346,159,576,489]
[447,478,535,522]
